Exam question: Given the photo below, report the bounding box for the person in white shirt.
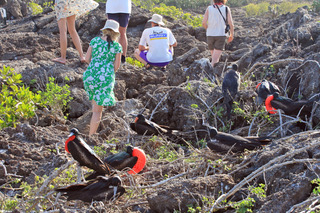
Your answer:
[106,0,131,64]
[134,14,177,71]
[202,0,234,67]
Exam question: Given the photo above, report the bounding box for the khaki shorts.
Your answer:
[207,36,227,51]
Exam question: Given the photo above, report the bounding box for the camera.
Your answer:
[225,24,230,34]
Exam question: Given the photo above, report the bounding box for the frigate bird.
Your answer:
[256,79,280,104]
[65,128,110,181]
[266,92,320,117]
[222,64,240,119]
[86,146,147,180]
[207,127,272,153]
[55,176,125,202]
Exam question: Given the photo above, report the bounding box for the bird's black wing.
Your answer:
[67,176,112,202]
[55,182,88,193]
[115,156,138,170]
[244,136,272,145]
[215,132,260,150]
[144,119,168,134]
[68,139,110,175]
[105,152,130,165]
[129,123,136,131]
[271,99,305,116]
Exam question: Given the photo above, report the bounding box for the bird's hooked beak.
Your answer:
[129,114,139,122]
[68,132,75,137]
[129,113,136,117]
[113,186,118,199]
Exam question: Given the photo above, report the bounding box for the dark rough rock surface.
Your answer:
[0,1,320,212]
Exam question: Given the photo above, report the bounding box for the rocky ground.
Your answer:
[0,1,320,212]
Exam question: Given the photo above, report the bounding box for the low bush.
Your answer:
[313,0,320,12]
[28,2,43,15]
[152,3,202,27]
[243,1,311,17]
[0,66,73,129]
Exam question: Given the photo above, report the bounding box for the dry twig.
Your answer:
[210,137,320,211]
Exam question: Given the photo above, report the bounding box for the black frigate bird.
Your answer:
[129,114,173,136]
[206,127,272,153]
[268,92,320,118]
[55,176,125,202]
[222,64,240,119]
[86,145,146,180]
[256,79,280,104]
[65,128,110,181]
[104,145,138,171]
[129,114,188,145]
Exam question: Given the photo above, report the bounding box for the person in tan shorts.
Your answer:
[202,0,234,67]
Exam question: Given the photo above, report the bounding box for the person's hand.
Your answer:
[227,35,234,43]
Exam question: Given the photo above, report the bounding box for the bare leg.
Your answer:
[119,26,128,57]
[53,18,67,64]
[89,100,103,136]
[134,49,147,66]
[211,49,223,67]
[67,15,85,62]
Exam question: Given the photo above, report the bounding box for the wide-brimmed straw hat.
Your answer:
[148,14,165,26]
[101,19,120,33]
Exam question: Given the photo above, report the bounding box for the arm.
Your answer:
[114,52,121,72]
[138,30,149,51]
[170,41,177,48]
[227,7,234,43]
[85,46,93,63]
[202,8,209,29]
[138,44,149,51]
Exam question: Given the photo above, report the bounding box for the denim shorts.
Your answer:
[107,13,130,28]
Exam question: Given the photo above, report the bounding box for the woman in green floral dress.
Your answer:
[83,20,122,135]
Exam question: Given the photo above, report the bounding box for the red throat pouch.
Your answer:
[65,135,76,153]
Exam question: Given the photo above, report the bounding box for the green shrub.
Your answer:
[313,0,320,12]
[152,3,184,19]
[42,1,55,10]
[151,3,202,27]
[243,3,269,16]
[243,1,311,17]
[28,2,43,15]
[156,145,178,161]
[126,57,144,68]
[1,199,18,211]
[133,0,156,10]
[0,66,41,128]
[227,0,249,7]
[161,0,208,9]
[311,178,320,195]
[232,197,255,213]
[38,76,73,116]
[133,0,207,9]
[0,66,73,129]
[278,2,310,14]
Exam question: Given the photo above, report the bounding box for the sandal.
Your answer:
[52,57,66,64]
[80,57,86,63]
[145,63,152,70]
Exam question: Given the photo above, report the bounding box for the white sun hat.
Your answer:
[148,14,165,26]
[101,19,120,33]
